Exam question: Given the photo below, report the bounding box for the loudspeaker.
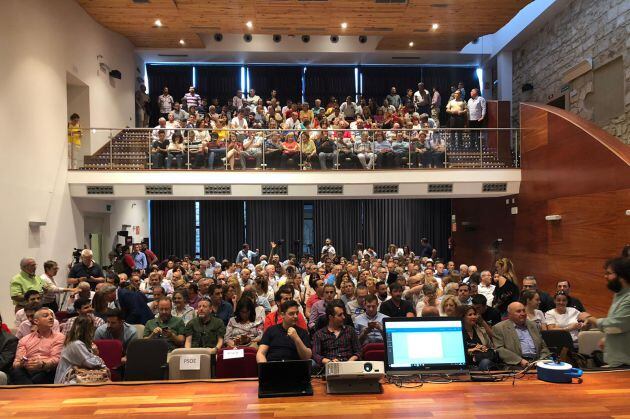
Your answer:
[273,34,282,43]
[214,33,223,42]
[330,35,339,43]
[522,83,534,92]
[109,70,122,80]
[358,35,367,43]
[243,34,253,42]
[301,35,310,43]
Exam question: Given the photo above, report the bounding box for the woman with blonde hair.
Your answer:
[440,295,462,317]
[493,257,520,315]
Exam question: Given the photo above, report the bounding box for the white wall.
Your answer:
[0,0,136,324]
[106,200,149,251]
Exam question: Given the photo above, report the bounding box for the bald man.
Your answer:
[492,302,550,367]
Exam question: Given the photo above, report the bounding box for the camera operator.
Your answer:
[68,249,105,291]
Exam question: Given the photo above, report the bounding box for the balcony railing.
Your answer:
[70,128,520,171]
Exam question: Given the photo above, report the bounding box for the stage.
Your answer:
[1,371,629,418]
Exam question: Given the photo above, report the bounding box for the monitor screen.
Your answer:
[383,317,467,374]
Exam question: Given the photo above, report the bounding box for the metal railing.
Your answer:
[70,127,520,171]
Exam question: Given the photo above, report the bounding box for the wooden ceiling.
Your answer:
[77,0,530,51]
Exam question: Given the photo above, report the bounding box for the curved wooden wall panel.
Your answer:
[452,103,630,316]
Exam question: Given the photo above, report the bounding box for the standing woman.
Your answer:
[492,258,520,315]
[520,289,547,331]
[67,113,82,169]
[54,316,106,384]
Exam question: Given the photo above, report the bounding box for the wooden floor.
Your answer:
[1,372,630,418]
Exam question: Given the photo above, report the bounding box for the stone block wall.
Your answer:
[512,0,629,144]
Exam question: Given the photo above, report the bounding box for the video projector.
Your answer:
[325,361,384,394]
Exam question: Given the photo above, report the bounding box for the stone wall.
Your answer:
[512,0,630,144]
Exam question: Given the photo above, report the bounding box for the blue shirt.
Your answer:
[94,322,137,352]
[212,300,234,326]
[355,312,388,344]
[514,323,537,358]
[133,252,148,270]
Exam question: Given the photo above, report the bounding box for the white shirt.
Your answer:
[230,117,248,130]
[545,307,581,342]
[413,89,430,107]
[478,283,495,306]
[321,245,336,257]
[468,96,487,121]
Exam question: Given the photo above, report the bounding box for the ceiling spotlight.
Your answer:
[358,35,367,43]
[179,39,186,45]
[243,34,253,42]
[330,35,339,43]
[341,22,348,29]
[408,41,414,47]
[154,19,162,27]
[246,21,253,29]
[272,34,282,43]
[431,23,439,30]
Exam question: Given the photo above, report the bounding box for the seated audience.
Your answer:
[16,302,61,339]
[61,298,105,334]
[184,298,225,351]
[208,284,233,325]
[415,283,439,315]
[264,286,308,331]
[257,300,312,363]
[379,283,415,317]
[309,284,337,330]
[545,291,582,345]
[440,295,462,317]
[13,290,42,328]
[94,308,137,362]
[521,276,555,312]
[520,290,547,331]
[10,308,64,384]
[0,314,18,385]
[143,298,185,351]
[224,298,263,348]
[346,284,369,323]
[492,302,551,366]
[355,295,388,346]
[472,294,502,327]
[171,290,195,325]
[556,280,586,312]
[312,300,361,366]
[54,315,106,384]
[462,305,496,370]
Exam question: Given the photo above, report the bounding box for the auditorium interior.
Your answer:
[1,0,629,417]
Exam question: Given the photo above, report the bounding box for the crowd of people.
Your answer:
[4,242,629,385]
[139,82,488,170]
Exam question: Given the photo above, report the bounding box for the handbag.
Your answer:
[65,366,111,384]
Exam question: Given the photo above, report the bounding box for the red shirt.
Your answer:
[144,249,157,263]
[306,294,320,310]
[263,311,307,331]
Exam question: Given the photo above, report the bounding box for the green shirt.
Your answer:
[184,315,226,349]
[144,315,186,351]
[596,287,630,367]
[10,271,45,306]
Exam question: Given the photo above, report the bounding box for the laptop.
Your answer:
[258,360,313,398]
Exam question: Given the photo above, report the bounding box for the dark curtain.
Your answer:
[149,201,196,260]
[249,66,303,105]
[146,65,193,125]
[200,201,245,261]
[196,66,241,107]
[304,66,355,105]
[245,200,304,259]
[361,66,421,106]
[420,67,480,122]
[312,200,363,260]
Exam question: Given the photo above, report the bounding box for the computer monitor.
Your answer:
[383,317,467,375]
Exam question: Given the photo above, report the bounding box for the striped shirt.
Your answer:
[183,93,201,110]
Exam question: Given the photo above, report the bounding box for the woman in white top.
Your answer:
[520,289,547,331]
[224,298,263,348]
[171,290,195,324]
[545,291,582,344]
[54,315,106,384]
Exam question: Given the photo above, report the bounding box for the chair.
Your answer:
[124,339,169,381]
[361,342,385,362]
[168,348,214,380]
[541,330,575,353]
[215,346,258,378]
[578,330,605,357]
[94,339,123,381]
[132,324,145,340]
[55,311,72,323]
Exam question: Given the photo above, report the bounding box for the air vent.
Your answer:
[145,185,173,195]
[157,54,189,57]
[482,183,507,192]
[373,184,399,194]
[318,185,344,195]
[327,363,339,375]
[428,183,453,193]
[413,28,429,33]
[375,0,407,3]
[430,3,449,7]
[87,186,113,195]
[392,56,421,60]
[205,185,232,195]
[364,27,394,32]
[261,185,288,195]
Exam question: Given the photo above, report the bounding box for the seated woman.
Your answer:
[224,298,263,348]
[225,132,243,170]
[166,133,185,169]
[207,128,227,170]
[299,131,317,169]
[520,289,547,331]
[545,291,582,346]
[171,290,195,325]
[281,133,300,169]
[440,294,462,317]
[462,305,497,370]
[54,315,107,384]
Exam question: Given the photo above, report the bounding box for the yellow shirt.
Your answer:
[68,122,81,146]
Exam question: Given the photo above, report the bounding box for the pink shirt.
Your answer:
[16,319,60,339]
[13,330,64,368]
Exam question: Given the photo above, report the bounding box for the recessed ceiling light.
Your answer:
[179,39,186,45]
[154,19,162,27]
[341,22,348,29]
[409,41,414,47]
[431,23,439,30]
[246,21,253,29]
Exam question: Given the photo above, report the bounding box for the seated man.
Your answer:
[61,298,104,334]
[13,290,42,328]
[379,283,415,318]
[492,302,551,367]
[16,303,61,339]
[472,294,502,327]
[94,308,137,364]
[312,300,361,366]
[208,284,233,325]
[0,314,18,385]
[264,286,307,331]
[10,308,64,384]
[556,280,586,312]
[346,284,369,323]
[184,298,225,352]
[143,298,185,352]
[308,284,337,330]
[257,300,312,363]
[355,295,388,346]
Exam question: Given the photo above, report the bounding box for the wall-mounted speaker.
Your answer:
[243,34,253,42]
[330,35,339,43]
[214,33,223,42]
[273,34,282,43]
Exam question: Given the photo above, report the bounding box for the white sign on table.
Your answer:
[179,354,201,370]
[223,349,245,359]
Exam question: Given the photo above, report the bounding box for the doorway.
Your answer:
[66,73,90,169]
[547,95,566,110]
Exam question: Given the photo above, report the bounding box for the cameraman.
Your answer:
[68,249,105,291]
